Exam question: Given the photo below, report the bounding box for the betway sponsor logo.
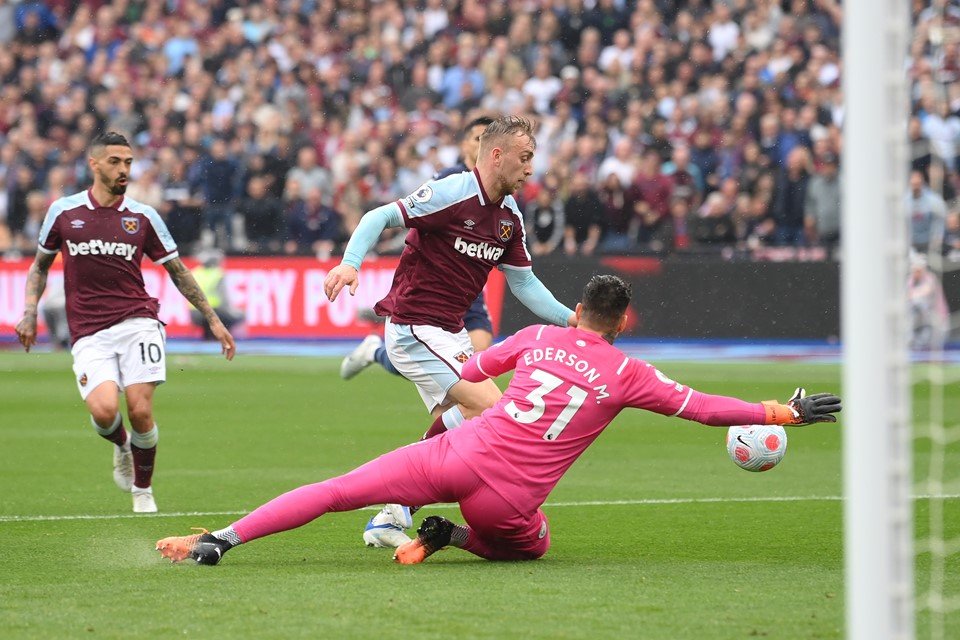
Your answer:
[454,236,503,261]
[66,239,137,261]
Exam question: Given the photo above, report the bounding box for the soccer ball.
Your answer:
[726,424,788,472]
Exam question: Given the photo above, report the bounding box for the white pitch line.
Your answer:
[2,494,959,524]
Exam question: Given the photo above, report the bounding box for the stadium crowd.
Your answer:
[0,0,957,260]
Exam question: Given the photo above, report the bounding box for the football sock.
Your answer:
[449,524,469,548]
[422,414,446,440]
[375,347,401,376]
[422,406,465,440]
[441,406,465,430]
[92,413,128,447]
[130,425,158,489]
[211,526,242,548]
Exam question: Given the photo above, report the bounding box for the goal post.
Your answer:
[842,0,913,639]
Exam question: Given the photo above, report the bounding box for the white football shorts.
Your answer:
[385,318,473,413]
[71,317,167,400]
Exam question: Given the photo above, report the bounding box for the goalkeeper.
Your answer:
[157,275,841,566]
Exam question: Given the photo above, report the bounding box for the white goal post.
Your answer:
[842,0,913,639]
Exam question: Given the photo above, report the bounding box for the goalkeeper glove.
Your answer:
[763,388,842,425]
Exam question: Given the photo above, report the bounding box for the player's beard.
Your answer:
[110,176,128,195]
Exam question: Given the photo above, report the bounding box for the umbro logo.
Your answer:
[71,219,85,228]
[463,219,476,228]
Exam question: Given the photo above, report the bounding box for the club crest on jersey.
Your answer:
[454,351,470,363]
[498,219,514,242]
[121,217,139,234]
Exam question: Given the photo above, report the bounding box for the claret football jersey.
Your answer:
[37,190,178,344]
[374,168,532,332]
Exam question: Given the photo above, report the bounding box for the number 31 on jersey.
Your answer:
[505,369,588,441]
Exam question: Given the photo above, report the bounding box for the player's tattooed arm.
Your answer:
[15,251,57,351]
[164,257,237,360]
[163,257,218,321]
[23,251,57,314]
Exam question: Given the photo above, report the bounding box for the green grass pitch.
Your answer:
[1,351,957,639]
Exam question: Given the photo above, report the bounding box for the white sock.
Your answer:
[441,406,465,430]
[91,412,122,437]
[130,424,159,449]
[212,526,242,546]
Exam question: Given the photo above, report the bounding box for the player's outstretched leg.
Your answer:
[340,334,382,380]
[393,515,456,564]
[363,504,413,548]
[156,528,236,565]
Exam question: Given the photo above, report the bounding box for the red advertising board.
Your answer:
[0,257,506,339]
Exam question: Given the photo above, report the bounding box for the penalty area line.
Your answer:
[2,494,959,523]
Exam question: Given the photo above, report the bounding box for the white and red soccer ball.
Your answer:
[726,425,788,472]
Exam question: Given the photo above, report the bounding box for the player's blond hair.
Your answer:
[478,115,537,153]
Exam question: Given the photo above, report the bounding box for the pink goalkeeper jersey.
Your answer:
[38,190,178,344]
[446,324,767,513]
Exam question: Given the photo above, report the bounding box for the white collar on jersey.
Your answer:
[84,190,128,212]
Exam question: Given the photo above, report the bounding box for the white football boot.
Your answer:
[113,442,134,492]
[340,335,383,380]
[132,486,158,513]
[362,505,413,548]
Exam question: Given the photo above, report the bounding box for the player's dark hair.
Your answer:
[479,115,537,150]
[463,116,494,139]
[580,275,631,340]
[89,131,131,153]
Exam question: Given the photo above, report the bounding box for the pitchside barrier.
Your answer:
[0,255,957,342]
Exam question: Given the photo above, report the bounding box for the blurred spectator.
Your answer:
[630,149,674,250]
[707,3,740,62]
[524,180,565,257]
[41,274,69,350]
[440,36,485,111]
[804,153,842,248]
[909,116,933,176]
[689,129,720,193]
[399,61,442,113]
[199,138,240,250]
[662,145,703,209]
[7,166,37,251]
[285,186,342,259]
[126,164,164,211]
[563,172,604,257]
[0,1,14,46]
[945,209,960,257]
[906,169,947,254]
[236,175,285,254]
[597,138,637,189]
[479,36,526,91]
[190,250,244,341]
[598,171,634,253]
[758,113,786,168]
[921,100,960,172]
[690,191,736,247]
[908,252,950,350]
[285,146,332,203]
[160,160,202,251]
[522,58,562,115]
[18,190,47,254]
[772,147,812,246]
